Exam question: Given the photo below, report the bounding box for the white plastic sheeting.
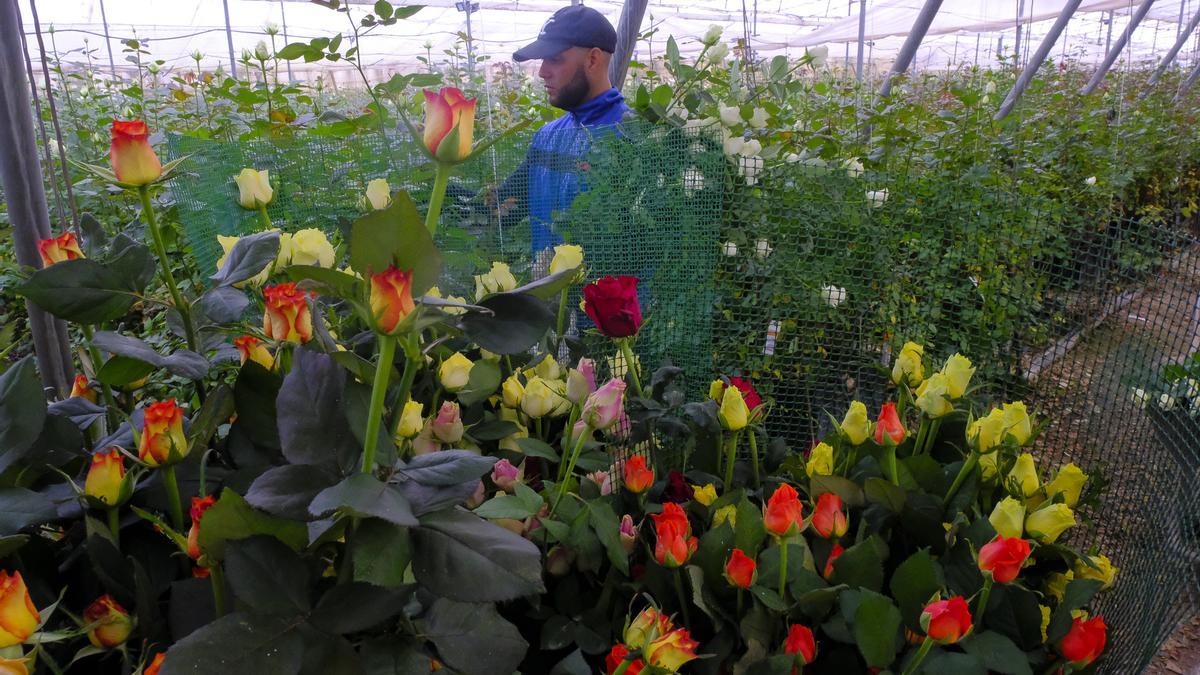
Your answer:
[16,0,1200,78]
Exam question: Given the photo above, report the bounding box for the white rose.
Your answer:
[821,284,847,307]
[748,107,770,129]
[708,42,729,63]
[719,105,742,127]
[722,241,738,256]
[1159,393,1177,411]
[723,136,745,157]
[844,157,865,178]
[807,45,828,67]
[1085,176,1097,186]
[741,139,763,157]
[702,24,723,46]
[755,238,772,258]
[866,189,889,208]
[1130,388,1149,409]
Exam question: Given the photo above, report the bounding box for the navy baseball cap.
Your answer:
[513,5,617,62]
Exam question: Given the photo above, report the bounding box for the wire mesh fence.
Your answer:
[167,122,1199,673]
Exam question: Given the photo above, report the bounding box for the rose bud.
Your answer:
[565,366,594,405]
[764,483,805,538]
[724,548,757,589]
[646,626,700,672]
[977,535,1032,584]
[1059,615,1107,668]
[824,542,844,580]
[186,495,217,565]
[84,448,126,506]
[491,459,521,493]
[286,229,335,268]
[783,623,817,667]
[582,276,643,338]
[619,514,638,553]
[109,120,162,185]
[874,402,906,445]
[941,353,975,399]
[718,386,749,431]
[395,400,424,440]
[369,266,416,335]
[430,401,464,444]
[988,497,1026,539]
[69,374,97,403]
[520,377,557,419]
[1002,401,1033,445]
[501,374,524,409]
[622,456,655,494]
[840,401,872,445]
[921,596,972,644]
[891,341,925,387]
[549,244,584,276]
[1025,503,1076,544]
[0,571,40,647]
[363,178,391,210]
[84,595,132,648]
[651,502,697,568]
[587,470,612,496]
[811,492,849,539]
[583,378,626,430]
[262,282,313,344]
[38,232,85,267]
[138,399,188,466]
[233,168,274,210]
[438,352,474,392]
[624,607,673,650]
[233,335,274,371]
[422,87,477,162]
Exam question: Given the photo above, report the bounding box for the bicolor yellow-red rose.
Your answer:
[233,168,273,209]
[0,571,39,648]
[85,448,126,506]
[70,374,98,404]
[624,607,672,650]
[0,656,28,675]
[109,120,162,185]
[138,399,187,466]
[370,266,416,335]
[422,87,477,162]
[233,336,274,371]
[262,282,313,343]
[84,595,132,648]
[38,232,85,268]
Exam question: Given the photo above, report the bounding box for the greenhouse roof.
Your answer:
[18,0,1200,79]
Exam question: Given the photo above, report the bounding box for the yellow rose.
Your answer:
[978,450,999,481]
[439,353,474,392]
[914,372,953,418]
[501,374,524,409]
[1045,463,1087,507]
[891,341,925,387]
[474,262,518,300]
[1073,554,1118,590]
[718,386,749,431]
[521,377,557,419]
[395,400,424,440]
[806,442,835,477]
[546,379,572,417]
[1044,571,1073,602]
[234,168,273,209]
[425,286,467,316]
[988,496,1025,538]
[969,408,1007,452]
[712,504,737,529]
[840,401,871,445]
[1009,453,1040,499]
[287,229,336,268]
[708,379,725,402]
[1025,503,1075,543]
[692,484,718,506]
[364,178,391,210]
[275,232,294,268]
[1002,401,1032,445]
[215,234,272,286]
[941,353,975,399]
[533,355,561,381]
[549,244,584,276]
[606,351,640,381]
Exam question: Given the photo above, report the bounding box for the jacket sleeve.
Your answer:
[491,154,531,228]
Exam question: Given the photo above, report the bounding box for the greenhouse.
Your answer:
[0,0,1198,672]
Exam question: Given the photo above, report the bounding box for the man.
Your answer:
[495,5,631,258]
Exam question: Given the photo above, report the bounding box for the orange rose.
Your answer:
[1059,615,1107,667]
[422,87,477,161]
[811,493,848,539]
[977,535,1032,584]
[262,282,313,343]
[874,402,906,445]
[84,448,125,506]
[144,653,165,675]
[369,265,416,334]
[623,456,655,494]
[0,571,40,648]
[921,596,972,644]
[764,483,805,538]
[824,542,844,580]
[783,623,817,666]
[724,548,757,589]
[109,120,162,185]
[233,335,274,371]
[83,595,132,648]
[70,374,98,403]
[138,399,187,466]
[37,232,85,267]
[650,502,697,568]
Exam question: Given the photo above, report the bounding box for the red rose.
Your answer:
[604,644,643,674]
[651,502,697,568]
[921,596,972,644]
[728,376,762,411]
[874,402,906,445]
[783,623,817,666]
[724,548,757,589]
[1059,615,1107,667]
[622,456,655,494]
[977,535,1031,584]
[764,483,805,538]
[823,542,844,580]
[583,276,642,338]
[811,493,849,539]
[662,470,693,503]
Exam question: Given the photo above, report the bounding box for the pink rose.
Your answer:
[430,401,464,444]
[566,358,597,404]
[583,378,626,430]
[619,514,638,553]
[492,458,521,493]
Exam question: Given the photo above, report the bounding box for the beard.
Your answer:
[550,65,591,110]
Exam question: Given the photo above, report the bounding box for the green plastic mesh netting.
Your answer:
[167,125,1199,673]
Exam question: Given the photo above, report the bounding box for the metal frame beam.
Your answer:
[879,0,943,97]
[609,0,649,91]
[1148,6,1200,87]
[854,0,866,81]
[1175,58,1200,102]
[995,0,1084,121]
[1082,0,1156,95]
[222,0,239,79]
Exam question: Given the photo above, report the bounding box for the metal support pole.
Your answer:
[1014,0,1026,63]
[1103,10,1114,56]
[995,0,1084,121]
[98,0,118,81]
[0,0,75,396]
[461,0,476,77]
[879,0,944,97]
[1083,0,1157,95]
[855,0,866,81]
[1148,6,1200,86]
[1175,58,1200,100]
[222,0,238,79]
[609,0,649,90]
[279,0,294,82]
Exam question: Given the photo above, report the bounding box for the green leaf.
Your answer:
[159,612,304,674]
[243,465,336,521]
[588,500,630,575]
[197,489,308,561]
[349,193,442,293]
[460,292,554,354]
[853,589,902,667]
[360,638,432,674]
[809,474,866,507]
[410,508,545,602]
[456,359,501,407]
[186,383,235,456]
[961,631,1034,675]
[19,259,140,323]
[309,473,418,526]
[277,349,358,471]
[309,582,410,634]
[830,537,884,591]
[507,266,582,301]
[1047,579,1104,643]
[516,437,560,462]
[734,495,767,553]
[391,5,424,19]
[473,483,544,520]
[374,0,393,19]
[0,358,47,473]
[922,650,986,674]
[92,330,210,380]
[0,488,58,535]
[398,450,496,485]
[350,519,411,588]
[275,42,312,60]
[195,286,250,324]
[864,477,907,512]
[286,265,359,300]
[224,536,311,614]
[210,231,279,287]
[890,548,943,630]
[985,584,1044,651]
[97,355,156,387]
[424,598,528,675]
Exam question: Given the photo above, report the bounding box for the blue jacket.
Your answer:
[497,88,630,252]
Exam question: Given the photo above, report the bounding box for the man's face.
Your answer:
[539,48,591,110]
